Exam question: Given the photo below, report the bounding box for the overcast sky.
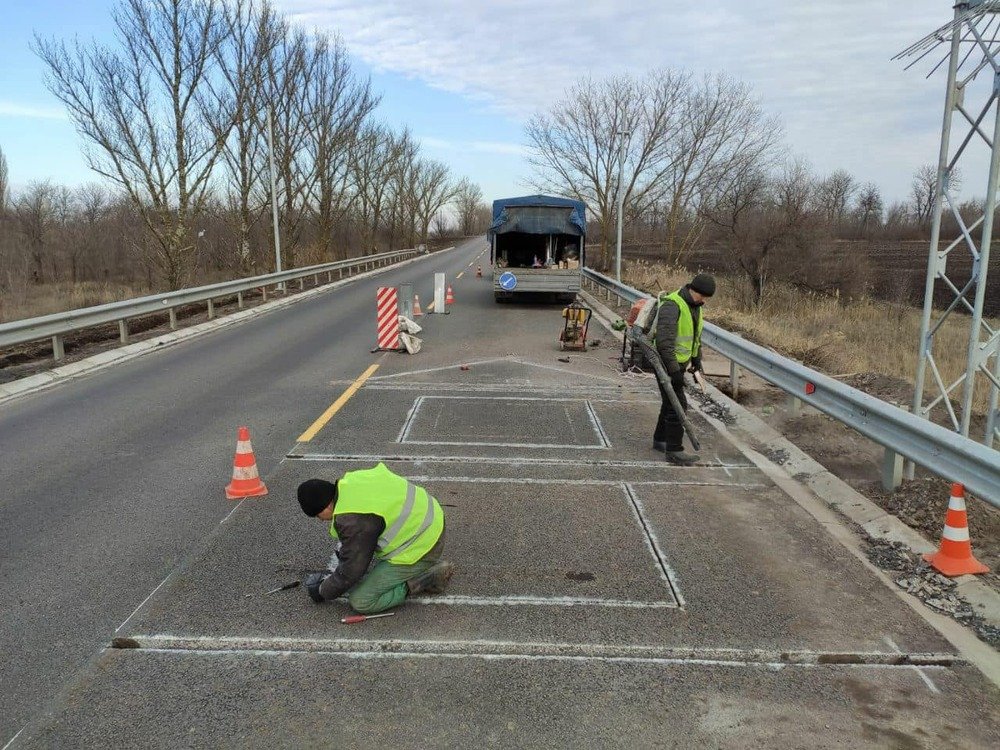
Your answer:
[0,0,987,204]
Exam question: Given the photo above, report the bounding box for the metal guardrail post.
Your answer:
[52,335,64,361]
[207,299,215,320]
[236,292,243,310]
[169,308,177,329]
[261,286,268,302]
[882,448,903,491]
[730,361,740,400]
[118,320,129,344]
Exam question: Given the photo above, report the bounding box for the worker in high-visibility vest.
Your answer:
[652,274,715,465]
[297,463,452,613]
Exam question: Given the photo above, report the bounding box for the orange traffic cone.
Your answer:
[413,294,423,317]
[476,265,482,278]
[445,286,455,305]
[225,426,268,499]
[923,483,988,576]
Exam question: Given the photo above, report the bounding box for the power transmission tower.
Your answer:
[895,1,1000,481]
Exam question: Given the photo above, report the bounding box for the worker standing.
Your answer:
[652,274,715,465]
[297,463,454,613]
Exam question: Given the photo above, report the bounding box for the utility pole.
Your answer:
[894,0,1000,482]
[614,130,630,282]
[266,106,283,290]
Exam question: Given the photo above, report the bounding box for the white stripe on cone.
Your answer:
[942,525,971,542]
[232,465,260,480]
[948,494,967,511]
[236,441,253,453]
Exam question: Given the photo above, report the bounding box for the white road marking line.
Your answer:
[121,634,960,669]
[884,636,941,694]
[402,441,609,450]
[403,476,765,488]
[406,595,676,608]
[115,573,173,634]
[395,396,425,443]
[1,727,26,750]
[285,453,755,470]
[715,453,733,478]
[219,500,244,525]
[508,357,623,384]
[622,483,686,608]
[370,357,512,380]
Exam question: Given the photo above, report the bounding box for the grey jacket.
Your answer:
[654,286,702,375]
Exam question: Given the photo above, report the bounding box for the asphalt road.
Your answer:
[0,238,482,745]
[3,236,998,748]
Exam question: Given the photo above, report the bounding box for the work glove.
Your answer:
[669,369,685,388]
[688,357,703,375]
[304,572,330,603]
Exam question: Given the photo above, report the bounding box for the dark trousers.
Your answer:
[654,378,688,451]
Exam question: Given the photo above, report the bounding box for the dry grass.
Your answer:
[623,259,999,414]
[0,280,153,323]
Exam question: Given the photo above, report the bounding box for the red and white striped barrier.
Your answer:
[376,287,400,351]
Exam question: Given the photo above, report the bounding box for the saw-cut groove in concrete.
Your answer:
[110,634,961,669]
[622,483,686,608]
[283,453,756,470]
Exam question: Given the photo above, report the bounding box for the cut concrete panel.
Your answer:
[399,396,608,448]
[26,649,1000,749]
[633,483,956,654]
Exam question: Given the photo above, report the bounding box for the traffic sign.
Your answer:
[498,272,517,291]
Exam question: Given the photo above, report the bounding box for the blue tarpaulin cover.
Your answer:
[489,195,587,237]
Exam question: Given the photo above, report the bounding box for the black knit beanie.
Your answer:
[297,479,338,517]
[689,273,716,297]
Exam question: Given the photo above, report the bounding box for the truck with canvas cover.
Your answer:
[489,195,586,302]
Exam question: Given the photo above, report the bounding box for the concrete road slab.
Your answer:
[115,467,955,658]
[27,649,1000,749]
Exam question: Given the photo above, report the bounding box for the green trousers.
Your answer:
[346,532,445,614]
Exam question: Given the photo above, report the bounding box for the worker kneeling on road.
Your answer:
[653,273,715,465]
[297,463,453,613]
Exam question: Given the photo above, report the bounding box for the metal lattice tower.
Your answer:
[895,0,1000,473]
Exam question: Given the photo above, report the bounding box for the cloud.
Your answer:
[0,101,67,120]
[275,1,977,198]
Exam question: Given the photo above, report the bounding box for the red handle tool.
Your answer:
[341,612,396,624]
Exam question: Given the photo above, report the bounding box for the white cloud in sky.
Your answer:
[0,101,67,120]
[276,0,983,200]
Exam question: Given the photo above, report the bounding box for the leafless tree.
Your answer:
[351,123,405,253]
[453,177,484,236]
[412,159,455,246]
[911,164,962,228]
[308,33,378,261]
[815,169,856,226]
[36,0,233,289]
[526,70,780,269]
[386,130,420,248]
[0,145,8,211]
[212,0,283,272]
[15,181,57,284]
[854,182,884,234]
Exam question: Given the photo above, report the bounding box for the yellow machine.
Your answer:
[559,303,592,351]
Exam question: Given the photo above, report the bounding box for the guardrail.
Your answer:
[581,268,1000,507]
[0,249,418,361]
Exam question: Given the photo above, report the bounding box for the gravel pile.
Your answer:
[864,538,999,648]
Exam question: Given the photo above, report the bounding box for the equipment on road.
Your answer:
[225,426,268,499]
[629,328,701,453]
[559,303,592,352]
[265,580,301,595]
[924,483,989,576]
[476,265,482,278]
[374,287,403,352]
[341,612,396,624]
[445,285,455,306]
[413,294,423,317]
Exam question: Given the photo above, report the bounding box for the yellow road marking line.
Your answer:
[456,271,464,279]
[426,300,435,312]
[298,363,381,442]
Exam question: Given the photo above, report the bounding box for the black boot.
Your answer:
[665,450,698,466]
